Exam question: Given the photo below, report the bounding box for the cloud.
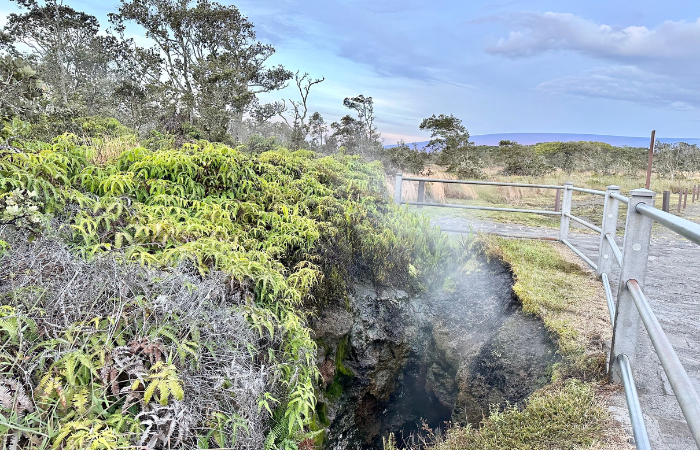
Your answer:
[483,12,700,109]
[537,66,700,110]
[484,12,700,65]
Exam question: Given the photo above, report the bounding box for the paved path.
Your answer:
[430,209,700,450]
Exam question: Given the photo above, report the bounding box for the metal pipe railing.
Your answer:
[399,177,563,190]
[617,354,652,450]
[627,280,700,447]
[601,272,616,325]
[636,203,700,245]
[561,238,598,271]
[611,192,630,204]
[565,212,603,233]
[605,233,623,266]
[402,201,561,215]
[570,186,607,196]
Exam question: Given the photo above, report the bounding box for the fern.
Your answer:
[131,361,184,406]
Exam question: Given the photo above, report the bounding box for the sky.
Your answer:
[3,0,700,144]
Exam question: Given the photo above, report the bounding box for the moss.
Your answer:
[325,335,354,400]
[335,335,354,377]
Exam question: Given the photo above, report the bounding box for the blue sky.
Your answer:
[3,0,700,143]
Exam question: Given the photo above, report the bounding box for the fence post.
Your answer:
[559,181,573,241]
[662,191,671,212]
[394,173,403,204]
[597,185,620,277]
[683,189,688,209]
[554,189,562,212]
[609,188,655,383]
[417,180,425,209]
[678,191,682,213]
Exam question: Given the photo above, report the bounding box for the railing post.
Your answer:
[610,188,655,383]
[559,181,573,241]
[662,191,670,212]
[597,185,620,277]
[417,180,425,209]
[677,191,682,213]
[394,173,403,204]
[683,189,688,209]
[554,189,562,212]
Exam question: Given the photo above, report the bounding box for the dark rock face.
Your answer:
[312,257,556,449]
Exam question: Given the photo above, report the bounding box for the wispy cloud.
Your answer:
[484,12,700,109]
[537,66,700,110]
[484,12,700,65]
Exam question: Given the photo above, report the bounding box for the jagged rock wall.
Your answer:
[312,257,556,449]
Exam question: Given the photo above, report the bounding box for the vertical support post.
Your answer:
[597,185,620,277]
[683,189,688,209]
[662,191,671,212]
[417,180,425,209]
[645,130,655,190]
[394,173,403,205]
[610,188,655,383]
[678,192,682,213]
[559,181,573,241]
[554,189,562,212]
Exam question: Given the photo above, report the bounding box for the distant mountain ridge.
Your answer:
[385,133,700,149]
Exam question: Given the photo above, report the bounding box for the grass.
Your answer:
[425,236,630,450]
[431,380,608,450]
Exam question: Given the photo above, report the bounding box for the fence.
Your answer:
[661,185,700,213]
[394,173,700,450]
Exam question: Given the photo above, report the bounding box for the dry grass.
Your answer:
[87,134,140,164]
[385,168,477,204]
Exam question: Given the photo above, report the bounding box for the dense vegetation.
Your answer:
[0,128,451,449]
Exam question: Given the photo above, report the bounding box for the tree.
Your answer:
[111,0,293,141]
[499,140,549,176]
[330,114,364,154]
[4,0,123,113]
[0,55,45,120]
[343,95,377,142]
[278,72,324,150]
[419,114,483,178]
[307,112,327,148]
[382,140,429,175]
[330,94,381,155]
[655,141,697,180]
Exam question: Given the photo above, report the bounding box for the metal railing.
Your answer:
[393,173,700,449]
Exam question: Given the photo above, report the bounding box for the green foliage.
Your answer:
[381,140,430,175]
[500,141,550,176]
[0,136,452,448]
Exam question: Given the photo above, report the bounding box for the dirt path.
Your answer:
[430,205,700,450]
